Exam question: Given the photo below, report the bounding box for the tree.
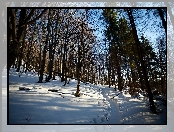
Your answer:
[74,9,97,96]
[46,9,61,81]
[156,37,167,95]
[38,10,50,83]
[126,9,157,114]
[8,8,47,71]
[103,9,130,91]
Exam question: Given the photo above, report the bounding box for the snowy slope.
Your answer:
[3,67,174,132]
[7,68,166,125]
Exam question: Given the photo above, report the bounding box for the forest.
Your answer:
[8,8,167,114]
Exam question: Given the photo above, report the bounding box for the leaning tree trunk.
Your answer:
[126,9,157,114]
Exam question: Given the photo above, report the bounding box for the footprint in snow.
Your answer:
[101,117,105,122]
[93,118,97,124]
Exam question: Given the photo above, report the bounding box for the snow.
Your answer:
[2,67,174,132]
[7,68,166,125]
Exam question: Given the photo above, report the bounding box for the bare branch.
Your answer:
[19,9,48,27]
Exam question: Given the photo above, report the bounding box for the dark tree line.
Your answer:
[102,8,166,113]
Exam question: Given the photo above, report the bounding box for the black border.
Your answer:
[7,6,167,125]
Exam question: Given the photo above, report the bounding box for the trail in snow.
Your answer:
[101,87,121,124]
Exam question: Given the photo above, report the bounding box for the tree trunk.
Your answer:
[8,9,25,71]
[137,65,145,91]
[48,43,53,81]
[38,9,50,83]
[114,47,123,91]
[117,65,122,91]
[75,22,84,97]
[126,9,157,114]
[61,39,66,82]
[38,44,47,83]
[75,43,81,97]
[8,45,18,71]
[17,25,27,72]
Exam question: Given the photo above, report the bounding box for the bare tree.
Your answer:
[8,8,47,71]
[38,10,50,83]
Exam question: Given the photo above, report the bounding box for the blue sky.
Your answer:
[85,8,166,54]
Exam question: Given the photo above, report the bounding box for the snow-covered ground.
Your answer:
[7,68,166,125]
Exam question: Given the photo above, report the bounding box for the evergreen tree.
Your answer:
[126,9,157,114]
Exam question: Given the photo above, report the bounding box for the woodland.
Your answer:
[8,8,167,114]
